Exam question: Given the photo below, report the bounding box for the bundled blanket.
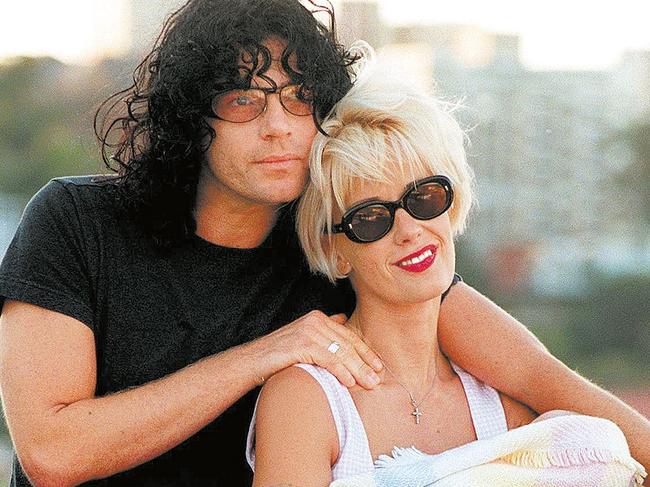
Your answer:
[330,414,646,487]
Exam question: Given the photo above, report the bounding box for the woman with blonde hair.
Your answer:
[246,48,646,486]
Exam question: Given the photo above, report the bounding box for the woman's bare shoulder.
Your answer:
[259,365,330,410]
[256,365,340,464]
[261,365,335,401]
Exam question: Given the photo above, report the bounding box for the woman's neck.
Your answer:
[348,296,443,393]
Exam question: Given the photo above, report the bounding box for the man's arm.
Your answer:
[438,282,650,476]
[0,301,382,486]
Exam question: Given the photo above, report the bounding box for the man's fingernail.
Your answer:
[368,373,380,386]
[373,359,383,370]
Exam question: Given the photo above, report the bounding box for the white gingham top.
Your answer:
[245,362,508,481]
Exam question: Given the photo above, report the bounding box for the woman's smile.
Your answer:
[393,244,438,273]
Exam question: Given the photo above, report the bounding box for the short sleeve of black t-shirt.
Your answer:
[0,179,95,328]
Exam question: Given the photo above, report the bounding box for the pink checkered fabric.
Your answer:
[245,362,507,481]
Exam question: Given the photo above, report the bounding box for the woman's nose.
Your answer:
[392,208,423,244]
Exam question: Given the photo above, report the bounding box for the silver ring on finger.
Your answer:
[327,341,341,354]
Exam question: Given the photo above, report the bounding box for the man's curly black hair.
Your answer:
[95,0,356,248]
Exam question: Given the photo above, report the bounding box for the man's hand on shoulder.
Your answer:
[247,310,384,390]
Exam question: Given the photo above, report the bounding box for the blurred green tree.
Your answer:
[0,57,105,197]
[572,273,649,355]
[560,269,650,383]
[617,120,650,223]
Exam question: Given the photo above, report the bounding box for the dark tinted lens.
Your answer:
[350,204,392,241]
[212,89,265,122]
[406,182,449,219]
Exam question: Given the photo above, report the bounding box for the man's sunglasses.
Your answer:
[329,175,454,243]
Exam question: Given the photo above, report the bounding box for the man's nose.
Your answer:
[260,93,291,138]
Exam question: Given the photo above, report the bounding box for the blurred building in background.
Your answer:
[339,1,388,49]
[128,0,186,58]
[340,0,650,297]
[614,50,650,122]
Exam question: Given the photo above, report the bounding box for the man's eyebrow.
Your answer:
[249,81,298,92]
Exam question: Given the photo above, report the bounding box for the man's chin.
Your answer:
[263,181,307,205]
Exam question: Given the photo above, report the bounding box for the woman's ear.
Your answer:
[321,227,352,276]
[335,253,352,276]
[322,232,352,277]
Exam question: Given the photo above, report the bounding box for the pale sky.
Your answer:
[1,0,650,69]
[0,0,130,63]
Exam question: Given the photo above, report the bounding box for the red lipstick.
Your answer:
[393,244,437,273]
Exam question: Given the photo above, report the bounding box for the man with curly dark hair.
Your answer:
[1,0,648,486]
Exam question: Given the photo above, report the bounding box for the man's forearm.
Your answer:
[4,304,382,486]
[18,341,267,486]
[438,282,650,477]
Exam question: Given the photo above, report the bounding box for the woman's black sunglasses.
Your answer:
[328,175,454,243]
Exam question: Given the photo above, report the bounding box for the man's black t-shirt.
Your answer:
[0,176,353,486]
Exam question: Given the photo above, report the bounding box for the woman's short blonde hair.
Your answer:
[297,44,475,282]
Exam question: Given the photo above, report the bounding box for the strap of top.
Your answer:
[294,364,375,479]
[245,364,374,479]
[450,362,508,439]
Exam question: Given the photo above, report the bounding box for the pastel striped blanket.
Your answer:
[330,414,646,487]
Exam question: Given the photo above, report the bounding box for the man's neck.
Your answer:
[193,176,280,249]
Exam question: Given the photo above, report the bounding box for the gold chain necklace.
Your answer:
[380,359,438,425]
